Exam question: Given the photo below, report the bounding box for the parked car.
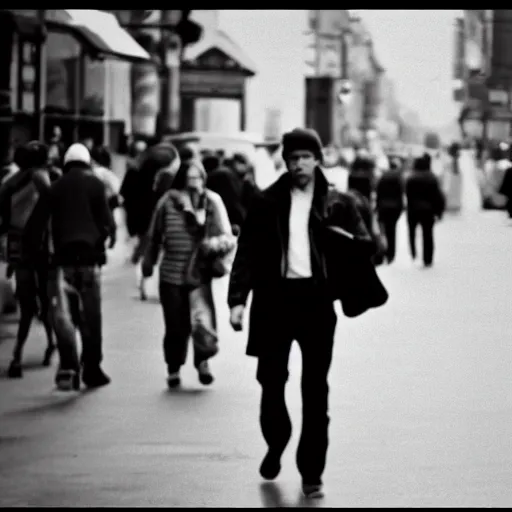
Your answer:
[163,132,280,190]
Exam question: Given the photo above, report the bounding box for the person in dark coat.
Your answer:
[348,156,375,202]
[376,157,405,263]
[120,139,148,239]
[132,141,181,300]
[204,154,245,234]
[230,152,260,215]
[0,141,57,379]
[498,153,512,218]
[23,143,116,391]
[227,128,388,499]
[405,153,445,267]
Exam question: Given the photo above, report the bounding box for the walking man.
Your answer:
[405,154,445,267]
[376,157,405,263]
[228,128,388,498]
[24,143,116,391]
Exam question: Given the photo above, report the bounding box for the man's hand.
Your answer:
[229,305,245,332]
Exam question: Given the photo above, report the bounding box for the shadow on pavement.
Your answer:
[259,482,291,507]
[259,482,325,508]
[2,393,81,417]
[0,358,53,380]
[162,387,209,397]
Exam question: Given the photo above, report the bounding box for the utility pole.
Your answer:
[481,10,489,147]
[36,9,46,142]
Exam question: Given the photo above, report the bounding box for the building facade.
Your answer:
[304,11,385,148]
[0,9,152,159]
[455,10,512,143]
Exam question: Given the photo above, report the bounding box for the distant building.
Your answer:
[455,10,512,142]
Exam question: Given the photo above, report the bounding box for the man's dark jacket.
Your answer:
[376,169,404,214]
[206,166,246,228]
[23,166,116,267]
[228,169,389,357]
[405,169,445,218]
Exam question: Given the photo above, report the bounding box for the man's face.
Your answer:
[286,149,317,189]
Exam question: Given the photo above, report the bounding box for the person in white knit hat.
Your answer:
[24,142,116,391]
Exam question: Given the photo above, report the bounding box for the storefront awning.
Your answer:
[183,28,258,76]
[45,9,152,63]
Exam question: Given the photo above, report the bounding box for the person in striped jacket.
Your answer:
[142,159,235,389]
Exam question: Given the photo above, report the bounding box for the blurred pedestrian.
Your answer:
[142,160,234,389]
[204,154,245,235]
[443,142,462,212]
[376,157,405,263]
[228,127,388,499]
[348,156,375,202]
[120,138,148,240]
[47,125,65,168]
[91,145,121,211]
[127,141,180,301]
[23,143,116,391]
[405,154,445,267]
[230,152,260,216]
[498,152,512,219]
[0,141,57,379]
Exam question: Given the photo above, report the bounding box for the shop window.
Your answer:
[45,30,81,114]
[10,34,37,113]
[82,56,105,117]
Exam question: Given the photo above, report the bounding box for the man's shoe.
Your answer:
[259,450,282,480]
[167,371,181,389]
[302,483,324,499]
[55,369,80,391]
[82,367,111,389]
[7,360,22,379]
[197,360,214,386]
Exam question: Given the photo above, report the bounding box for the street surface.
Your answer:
[0,154,511,507]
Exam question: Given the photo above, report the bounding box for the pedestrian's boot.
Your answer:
[197,360,214,385]
[55,368,80,391]
[167,371,181,389]
[7,359,22,379]
[82,366,111,389]
[259,450,282,480]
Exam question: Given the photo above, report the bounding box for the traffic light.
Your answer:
[175,10,202,47]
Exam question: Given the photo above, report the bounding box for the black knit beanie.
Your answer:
[282,128,323,163]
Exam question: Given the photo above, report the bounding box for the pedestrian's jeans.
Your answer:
[407,213,435,265]
[159,281,218,373]
[256,278,337,485]
[47,265,103,372]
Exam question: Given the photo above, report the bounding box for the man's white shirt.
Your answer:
[286,182,314,278]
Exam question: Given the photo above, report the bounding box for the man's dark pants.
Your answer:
[256,278,336,485]
[407,212,435,265]
[48,266,103,372]
[159,281,216,372]
[378,209,402,263]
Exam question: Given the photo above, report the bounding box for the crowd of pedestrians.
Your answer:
[3,125,479,499]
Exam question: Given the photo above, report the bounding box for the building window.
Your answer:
[45,30,81,114]
[10,34,37,114]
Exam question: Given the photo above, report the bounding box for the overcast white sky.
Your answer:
[218,10,462,133]
[357,10,462,128]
